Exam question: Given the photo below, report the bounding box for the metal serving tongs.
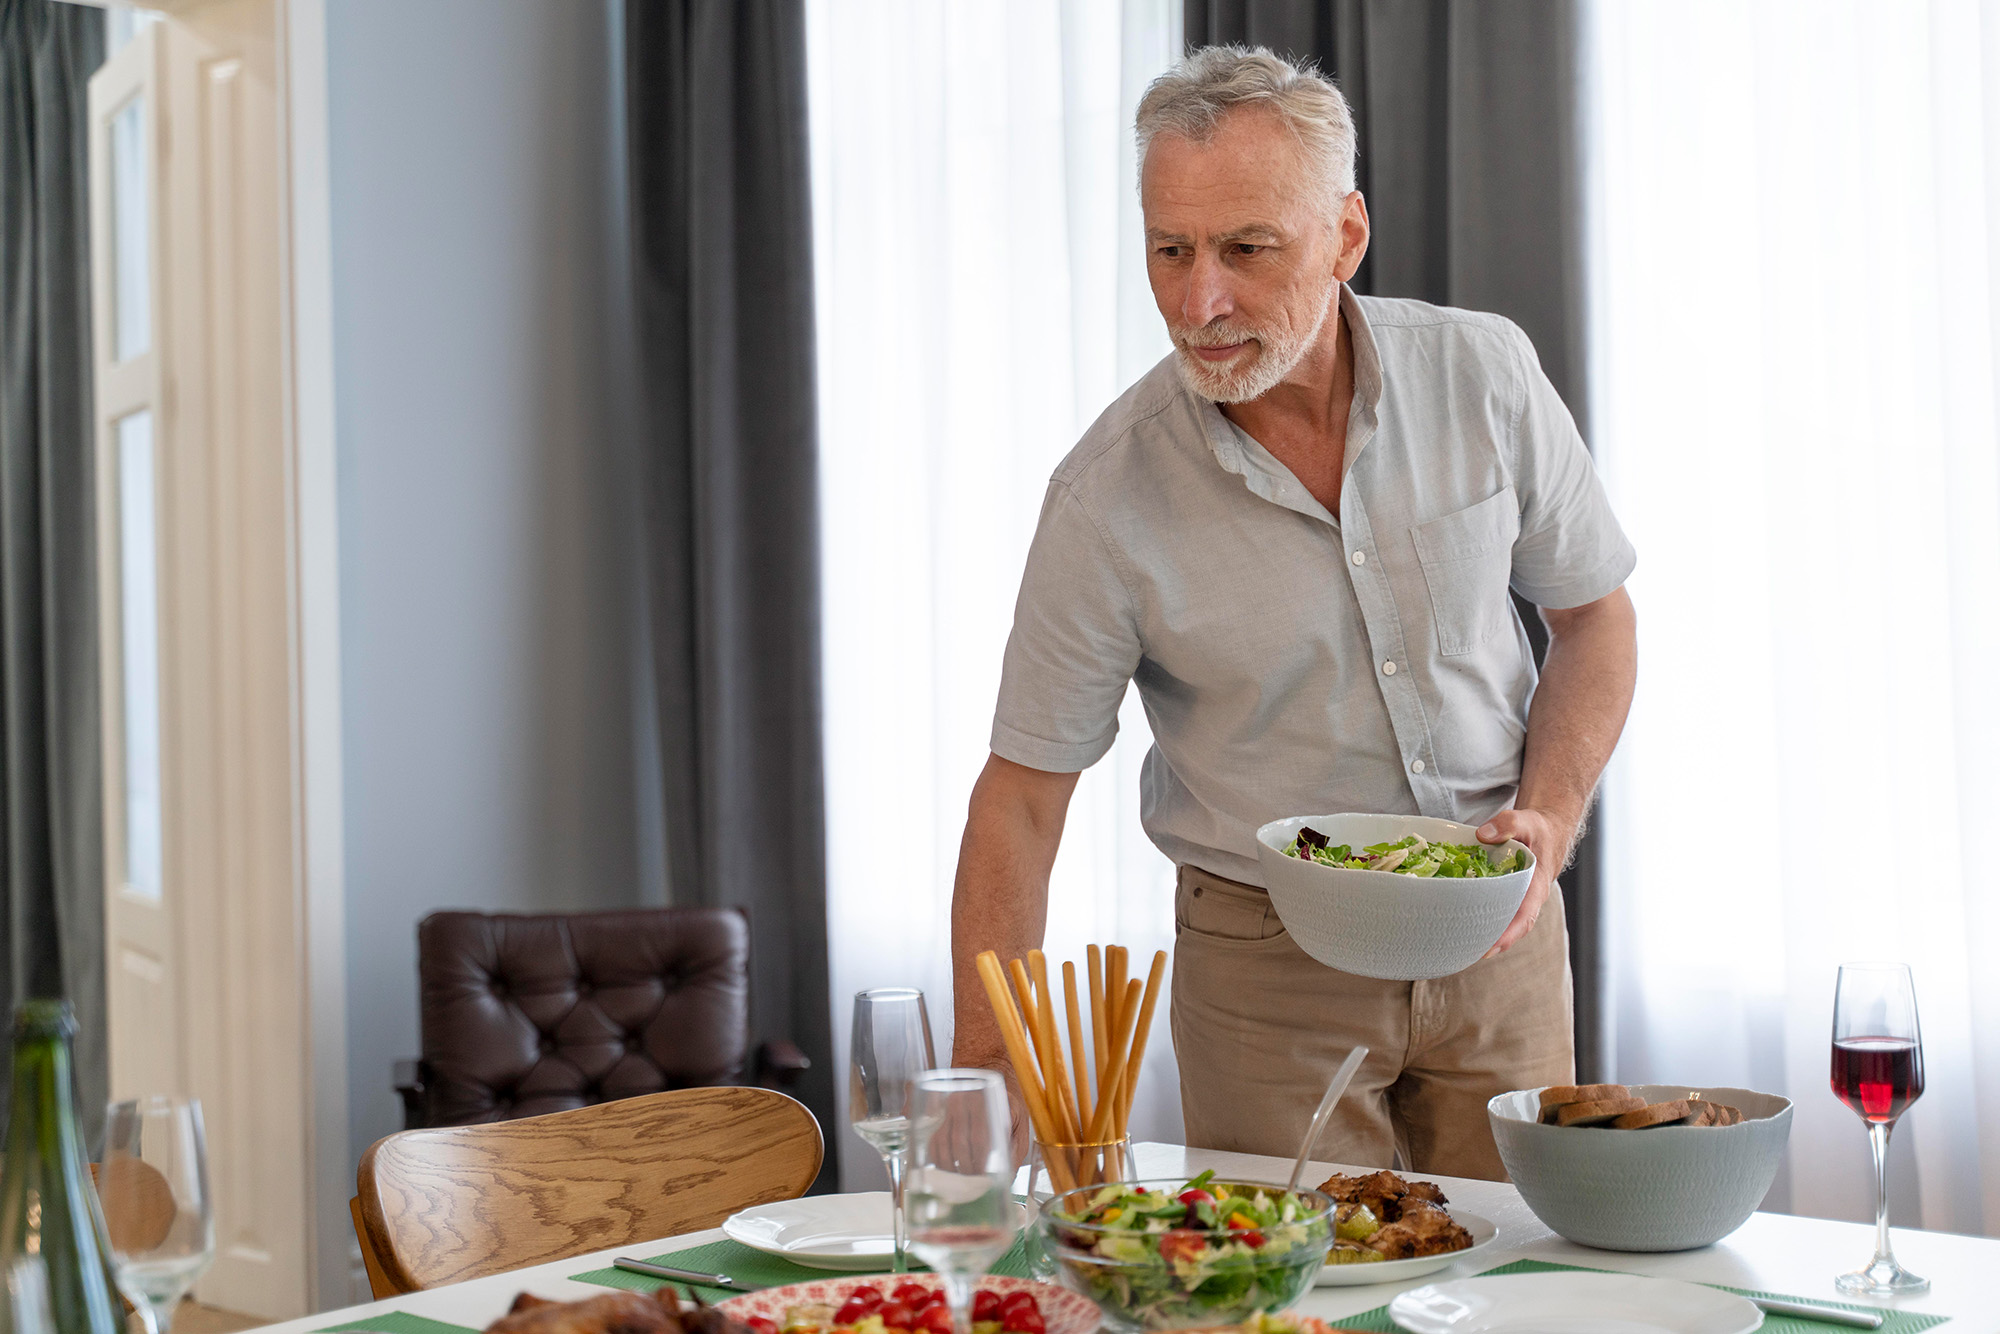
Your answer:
[1288,1044,1370,1191]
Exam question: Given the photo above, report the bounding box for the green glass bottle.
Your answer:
[0,1002,124,1334]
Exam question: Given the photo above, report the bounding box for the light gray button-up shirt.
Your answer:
[990,286,1636,887]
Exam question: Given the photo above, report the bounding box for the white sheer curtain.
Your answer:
[806,0,1184,1190]
[1589,0,2000,1236]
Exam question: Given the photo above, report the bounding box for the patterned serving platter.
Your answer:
[717,1275,1099,1334]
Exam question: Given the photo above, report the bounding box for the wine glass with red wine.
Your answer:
[1830,962,1928,1295]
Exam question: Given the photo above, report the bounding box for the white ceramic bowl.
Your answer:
[1253,813,1532,981]
[1488,1084,1793,1252]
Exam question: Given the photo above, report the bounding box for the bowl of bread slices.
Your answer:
[1488,1082,1793,1252]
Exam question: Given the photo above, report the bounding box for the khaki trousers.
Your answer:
[1170,864,1574,1181]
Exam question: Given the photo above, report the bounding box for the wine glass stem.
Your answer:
[942,1273,976,1334]
[1868,1119,1896,1268]
[886,1148,908,1275]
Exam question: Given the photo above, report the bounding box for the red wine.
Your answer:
[1831,1037,1924,1123]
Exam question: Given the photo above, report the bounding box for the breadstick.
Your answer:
[1029,951,1080,1141]
[974,952,1072,1190]
[1119,951,1167,1134]
[1087,945,1108,1093]
[1087,978,1144,1143]
[1008,959,1044,1065]
[1063,961,1093,1129]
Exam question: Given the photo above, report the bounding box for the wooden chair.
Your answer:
[352,1085,823,1295]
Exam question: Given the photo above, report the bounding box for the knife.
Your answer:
[1746,1294,1885,1329]
[614,1257,767,1293]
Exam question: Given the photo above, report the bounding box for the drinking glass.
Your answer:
[1830,963,1928,1295]
[1020,1134,1131,1280]
[905,1070,1018,1334]
[99,1098,213,1334]
[1,1257,54,1334]
[850,989,936,1273]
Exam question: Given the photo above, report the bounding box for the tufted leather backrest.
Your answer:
[418,908,750,1125]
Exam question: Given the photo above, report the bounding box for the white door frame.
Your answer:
[87,0,351,1315]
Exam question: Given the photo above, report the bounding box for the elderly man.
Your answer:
[949,47,1637,1178]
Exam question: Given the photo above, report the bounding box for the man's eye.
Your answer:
[1156,244,1189,259]
[1233,243,1263,256]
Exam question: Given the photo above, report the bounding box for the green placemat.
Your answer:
[1329,1259,1951,1333]
[572,1236,1037,1300]
[319,1313,480,1334]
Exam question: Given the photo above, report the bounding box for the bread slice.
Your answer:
[1610,1099,1697,1129]
[1538,1083,1629,1110]
[1555,1096,1648,1127]
[1537,1083,1631,1123]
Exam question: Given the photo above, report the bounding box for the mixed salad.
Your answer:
[1284,830,1525,878]
[1040,1172,1329,1328]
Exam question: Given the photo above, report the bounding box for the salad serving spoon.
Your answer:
[1288,1045,1370,1192]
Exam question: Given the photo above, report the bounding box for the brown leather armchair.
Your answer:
[393,907,810,1129]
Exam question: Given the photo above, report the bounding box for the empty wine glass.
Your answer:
[1830,963,1928,1296]
[850,989,936,1273]
[99,1098,212,1334]
[905,1070,1017,1334]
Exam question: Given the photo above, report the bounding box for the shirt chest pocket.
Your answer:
[1409,486,1521,657]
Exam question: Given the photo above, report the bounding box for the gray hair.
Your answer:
[1135,46,1358,218]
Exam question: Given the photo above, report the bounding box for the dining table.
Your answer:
[250,1142,2000,1334]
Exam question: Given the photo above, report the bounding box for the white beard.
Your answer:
[1171,279,1338,404]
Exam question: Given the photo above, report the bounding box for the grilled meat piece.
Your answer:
[487,1287,746,1334]
[1363,1199,1473,1260]
[1316,1169,1450,1223]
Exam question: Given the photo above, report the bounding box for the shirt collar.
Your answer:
[1192,282,1380,519]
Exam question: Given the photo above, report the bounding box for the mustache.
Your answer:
[1176,323,1261,349]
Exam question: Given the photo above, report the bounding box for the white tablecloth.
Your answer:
[253,1142,1998,1334]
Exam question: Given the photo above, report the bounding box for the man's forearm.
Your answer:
[950,758,1079,1069]
[1516,588,1638,855]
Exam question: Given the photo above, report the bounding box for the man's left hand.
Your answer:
[1475,808,1576,958]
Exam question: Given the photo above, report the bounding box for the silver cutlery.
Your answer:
[612,1257,766,1293]
[1746,1293,1885,1328]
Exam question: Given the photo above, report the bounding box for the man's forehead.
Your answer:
[1141,112,1317,233]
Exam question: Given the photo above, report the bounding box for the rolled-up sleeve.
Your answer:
[990,482,1143,773]
[1504,323,1637,609]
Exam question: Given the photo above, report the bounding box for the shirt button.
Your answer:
[1411,759,1426,774]
[1351,551,1366,566]
[1382,660,1397,675]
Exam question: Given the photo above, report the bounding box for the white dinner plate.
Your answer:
[1313,1209,1498,1287]
[1388,1272,1762,1334]
[721,1192,894,1270]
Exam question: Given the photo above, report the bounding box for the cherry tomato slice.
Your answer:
[834,1302,874,1325]
[971,1291,1003,1322]
[746,1319,780,1334]
[891,1283,932,1306]
[999,1292,1038,1312]
[1004,1312,1045,1334]
[1158,1227,1208,1266]
[916,1305,952,1334]
[1177,1188,1216,1206]
[878,1303,915,1330]
[847,1287,885,1310]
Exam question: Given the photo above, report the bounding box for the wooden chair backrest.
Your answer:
[354,1085,823,1294]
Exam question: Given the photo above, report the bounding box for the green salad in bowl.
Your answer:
[1033,1173,1333,1331]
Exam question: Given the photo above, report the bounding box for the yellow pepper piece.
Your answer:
[1228,1211,1258,1230]
[1102,1206,1122,1223]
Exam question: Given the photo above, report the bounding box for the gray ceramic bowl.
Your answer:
[1255,813,1532,981]
[1489,1084,1793,1251]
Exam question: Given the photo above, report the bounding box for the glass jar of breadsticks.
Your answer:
[973,944,1166,1280]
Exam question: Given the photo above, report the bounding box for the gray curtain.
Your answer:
[624,0,836,1177]
[1184,0,1608,1082]
[0,0,106,1137]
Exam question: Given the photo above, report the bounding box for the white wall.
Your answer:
[324,0,660,1171]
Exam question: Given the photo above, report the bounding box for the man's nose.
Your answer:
[1183,250,1233,328]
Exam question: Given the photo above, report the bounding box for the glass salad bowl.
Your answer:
[1033,1175,1335,1332]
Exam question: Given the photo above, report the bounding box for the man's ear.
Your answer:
[1333,192,1371,283]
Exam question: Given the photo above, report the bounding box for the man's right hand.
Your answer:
[948,754,1080,1165]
